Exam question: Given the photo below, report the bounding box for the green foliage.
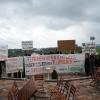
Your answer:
[8,49,22,57]
[40,47,57,54]
[75,46,82,53]
[8,49,33,57]
[8,45,86,57]
[8,47,57,57]
[96,47,100,54]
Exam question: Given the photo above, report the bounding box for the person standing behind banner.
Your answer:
[51,69,58,80]
[95,54,100,73]
[98,54,100,66]
[95,54,99,68]
[0,69,1,77]
[85,54,90,76]
[89,54,96,76]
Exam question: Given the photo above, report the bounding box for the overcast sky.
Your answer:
[0,0,100,49]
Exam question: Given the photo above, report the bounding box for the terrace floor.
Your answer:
[0,74,100,100]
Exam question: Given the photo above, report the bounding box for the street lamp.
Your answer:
[90,36,95,44]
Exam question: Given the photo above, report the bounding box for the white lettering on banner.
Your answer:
[25,67,45,75]
[6,57,23,73]
[25,55,75,64]
[25,61,52,68]
[25,54,85,75]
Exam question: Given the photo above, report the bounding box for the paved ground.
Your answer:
[0,79,27,100]
[71,79,100,100]
[0,74,100,100]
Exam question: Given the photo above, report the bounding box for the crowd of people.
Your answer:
[85,53,100,76]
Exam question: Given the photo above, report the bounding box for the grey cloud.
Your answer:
[0,0,100,30]
[0,0,100,45]
[82,22,100,43]
[43,17,77,30]
[0,0,99,20]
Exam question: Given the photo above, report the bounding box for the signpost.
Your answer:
[21,41,33,77]
[22,41,33,50]
[82,43,96,54]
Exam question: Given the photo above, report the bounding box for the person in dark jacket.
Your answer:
[0,70,1,77]
[85,54,90,76]
[95,55,99,68]
[89,54,96,76]
[51,69,58,79]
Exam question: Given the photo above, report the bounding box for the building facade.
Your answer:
[57,40,76,53]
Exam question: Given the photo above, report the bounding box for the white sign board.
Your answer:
[82,43,96,54]
[0,45,8,61]
[25,54,85,75]
[6,57,23,73]
[22,41,33,50]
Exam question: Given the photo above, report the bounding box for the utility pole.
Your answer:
[22,50,25,77]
